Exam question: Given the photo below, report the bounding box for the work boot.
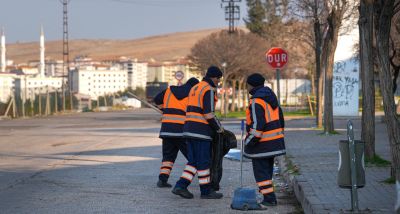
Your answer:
[260,200,277,206]
[256,203,269,210]
[200,191,223,199]
[157,180,172,188]
[172,187,193,199]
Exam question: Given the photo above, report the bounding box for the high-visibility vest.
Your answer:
[159,87,188,138]
[246,98,284,142]
[244,97,285,158]
[183,81,218,140]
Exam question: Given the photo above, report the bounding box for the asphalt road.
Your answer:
[0,109,300,214]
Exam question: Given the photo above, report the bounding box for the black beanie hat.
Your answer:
[186,77,199,87]
[205,66,223,78]
[246,73,265,87]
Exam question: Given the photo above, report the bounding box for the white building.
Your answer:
[13,76,63,100]
[45,59,64,77]
[71,65,128,100]
[147,59,202,86]
[0,73,16,103]
[16,65,40,75]
[119,58,147,90]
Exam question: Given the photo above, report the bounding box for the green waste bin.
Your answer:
[338,140,365,188]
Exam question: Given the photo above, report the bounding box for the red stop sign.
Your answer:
[265,47,288,69]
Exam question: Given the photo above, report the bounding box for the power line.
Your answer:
[221,0,241,33]
[60,0,71,112]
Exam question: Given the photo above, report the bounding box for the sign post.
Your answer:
[174,71,184,86]
[265,47,288,105]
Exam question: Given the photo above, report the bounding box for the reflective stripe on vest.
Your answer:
[246,98,284,142]
[182,132,213,140]
[184,81,218,124]
[161,88,187,125]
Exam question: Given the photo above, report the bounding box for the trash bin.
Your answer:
[338,140,365,188]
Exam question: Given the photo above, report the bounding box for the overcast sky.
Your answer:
[0,0,248,43]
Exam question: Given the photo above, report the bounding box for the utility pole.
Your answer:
[221,0,241,33]
[60,0,71,112]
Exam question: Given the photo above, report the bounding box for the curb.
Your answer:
[279,156,330,214]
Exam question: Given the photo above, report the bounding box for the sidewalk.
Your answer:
[283,117,396,214]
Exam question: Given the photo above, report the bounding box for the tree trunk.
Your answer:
[220,77,227,115]
[231,80,237,112]
[375,0,400,181]
[360,0,376,158]
[323,13,340,134]
[224,82,230,116]
[317,66,324,128]
[243,82,248,111]
[314,17,324,128]
[309,64,316,113]
[285,78,289,105]
[238,78,243,111]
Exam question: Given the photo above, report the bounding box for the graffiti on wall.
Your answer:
[333,59,359,116]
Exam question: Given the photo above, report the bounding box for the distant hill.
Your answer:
[7,28,226,64]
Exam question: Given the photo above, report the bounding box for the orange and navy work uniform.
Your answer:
[244,87,285,158]
[243,85,285,203]
[154,85,193,182]
[175,78,222,195]
[183,79,222,140]
[156,87,188,138]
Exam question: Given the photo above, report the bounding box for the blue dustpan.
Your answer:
[231,187,260,210]
[231,120,260,211]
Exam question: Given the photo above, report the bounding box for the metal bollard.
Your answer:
[337,120,365,212]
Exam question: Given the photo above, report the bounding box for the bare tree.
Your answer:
[374,0,400,180]
[291,0,328,128]
[188,30,269,113]
[390,3,400,94]
[359,0,375,158]
[291,0,357,132]
[322,0,358,134]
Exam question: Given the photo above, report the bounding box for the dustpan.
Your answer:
[231,120,260,211]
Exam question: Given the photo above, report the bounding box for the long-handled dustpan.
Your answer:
[231,120,260,211]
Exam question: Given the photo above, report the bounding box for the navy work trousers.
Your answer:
[159,137,188,182]
[252,157,277,203]
[175,138,212,195]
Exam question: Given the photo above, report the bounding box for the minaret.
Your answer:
[40,25,45,77]
[1,28,6,72]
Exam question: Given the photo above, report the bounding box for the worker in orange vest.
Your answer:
[154,77,199,188]
[172,66,224,199]
[244,73,286,208]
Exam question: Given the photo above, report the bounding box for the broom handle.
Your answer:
[240,119,245,187]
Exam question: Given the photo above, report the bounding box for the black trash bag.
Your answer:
[210,129,237,191]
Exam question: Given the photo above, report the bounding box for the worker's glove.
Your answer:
[216,127,225,134]
[245,137,259,147]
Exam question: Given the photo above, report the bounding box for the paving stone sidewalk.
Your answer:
[283,117,396,214]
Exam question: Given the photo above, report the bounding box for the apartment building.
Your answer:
[71,65,128,100]
[147,59,201,86]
